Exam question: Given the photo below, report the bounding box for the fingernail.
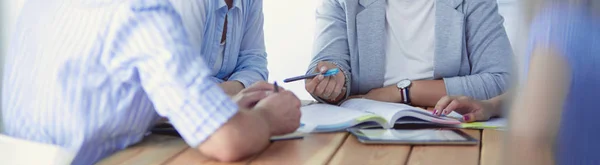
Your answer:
[463,115,470,122]
[320,66,327,72]
[432,110,437,115]
[318,75,324,80]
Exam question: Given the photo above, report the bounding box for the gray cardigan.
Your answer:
[308,0,513,103]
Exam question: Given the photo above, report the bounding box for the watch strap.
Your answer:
[403,87,411,104]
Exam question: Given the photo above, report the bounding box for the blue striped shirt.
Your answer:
[169,0,268,87]
[2,0,238,164]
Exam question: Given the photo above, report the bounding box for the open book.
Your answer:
[300,98,463,133]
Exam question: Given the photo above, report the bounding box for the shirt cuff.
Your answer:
[166,86,239,148]
[228,71,264,88]
[210,77,225,84]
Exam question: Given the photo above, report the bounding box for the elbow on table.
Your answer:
[198,142,250,162]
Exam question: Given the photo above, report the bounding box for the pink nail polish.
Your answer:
[432,110,437,115]
[463,115,470,121]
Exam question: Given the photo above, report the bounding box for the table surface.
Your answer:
[97,129,504,165]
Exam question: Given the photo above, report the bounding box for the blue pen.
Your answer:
[283,68,339,83]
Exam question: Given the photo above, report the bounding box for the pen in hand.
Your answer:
[274,81,279,93]
[283,68,339,83]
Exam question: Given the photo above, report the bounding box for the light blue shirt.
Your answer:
[523,4,600,165]
[2,0,238,164]
[169,0,268,87]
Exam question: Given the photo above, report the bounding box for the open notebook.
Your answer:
[300,99,463,133]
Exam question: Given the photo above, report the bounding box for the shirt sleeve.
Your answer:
[307,0,353,103]
[442,0,513,100]
[107,0,238,148]
[227,0,268,87]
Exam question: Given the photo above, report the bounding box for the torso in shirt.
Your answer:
[169,0,239,79]
[2,1,161,163]
[383,0,436,86]
[2,0,239,164]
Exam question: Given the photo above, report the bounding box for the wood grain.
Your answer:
[96,135,188,165]
[165,148,256,165]
[406,129,482,165]
[249,132,348,165]
[328,134,411,165]
[480,129,504,165]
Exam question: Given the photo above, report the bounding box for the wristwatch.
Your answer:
[396,79,412,104]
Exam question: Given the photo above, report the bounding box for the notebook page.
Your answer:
[300,103,370,128]
[340,99,412,124]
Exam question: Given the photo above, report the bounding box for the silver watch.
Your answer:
[396,79,412,104]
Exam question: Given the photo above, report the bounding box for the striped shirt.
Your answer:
[169,0,268,87]
[2,0,238,164]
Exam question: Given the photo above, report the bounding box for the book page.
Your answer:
[300,103,372,128]
[341,99,460,126]
[340,99,413,125]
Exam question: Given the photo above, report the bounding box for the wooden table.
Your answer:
[97,129,505,165]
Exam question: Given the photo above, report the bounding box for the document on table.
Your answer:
[461,118,507,130]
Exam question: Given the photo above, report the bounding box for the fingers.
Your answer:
[283,90,302,109]
[433,96,473,116]
[461,110,487,123]
[243,81,274,93]
[433,96,453,115]
[441,96,470,115]
[312,64,330,97]
[237,91,269,108]
[313,76,330,98]
[306,61,341,100]
[317,62,330,73]
[330,73,345,101]
[267,90,301,108]
[462,113,476,122]
[305,75,323,94]
[322,76,337,99]
[463,107,491,123]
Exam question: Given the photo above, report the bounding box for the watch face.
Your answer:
[397,80,411,88]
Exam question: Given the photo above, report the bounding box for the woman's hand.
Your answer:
[305,61,346,103]
[433,96,499,122]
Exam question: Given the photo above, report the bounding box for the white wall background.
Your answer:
[0,0,524,111]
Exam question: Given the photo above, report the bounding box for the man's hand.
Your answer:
[231,81,281,109]
[433,96,498,122]
[254,90,302,135]
[197,82,294,162]
[305,61,346,103]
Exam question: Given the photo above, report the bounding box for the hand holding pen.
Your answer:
[301,61,346,102]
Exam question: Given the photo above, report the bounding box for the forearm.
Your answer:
[505,137,555,165]
[228,66,267,89]
[484,93,507,117]
[409,80,447,107]
[504,47,570,165]
[197,110,270,162]
[219,81,245,96]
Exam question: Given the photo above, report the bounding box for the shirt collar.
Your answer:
[217,0,241,11]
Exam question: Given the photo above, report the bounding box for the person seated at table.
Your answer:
[1,0,300,164]
[168,0,268,96]
[304,0,514,107]
[432,0,600,164]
